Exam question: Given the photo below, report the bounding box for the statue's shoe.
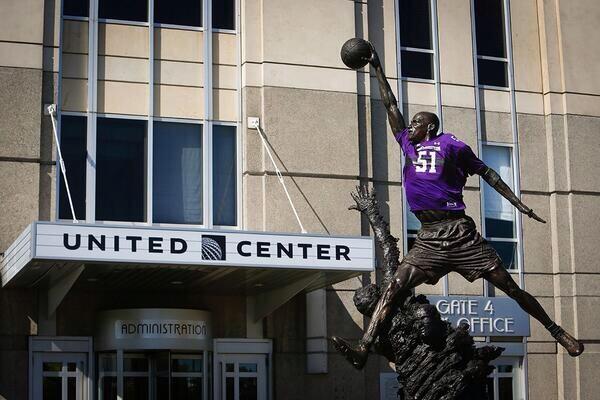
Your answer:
[330,336,369,370]
[551,327,584,357]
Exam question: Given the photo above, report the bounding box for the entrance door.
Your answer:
[487,357,523,400]
[219,354,267,400]
[32,352,87,400]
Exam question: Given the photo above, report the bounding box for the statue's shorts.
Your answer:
[402,215,503,284]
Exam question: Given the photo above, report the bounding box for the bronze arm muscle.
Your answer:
[367,46,406,134]
[481,167,546,223]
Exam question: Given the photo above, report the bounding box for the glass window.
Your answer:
[489,241,517,269]
[482,145,515,238]
[59,116,87,221]
[474,0,506,58]
[474,0,508,87]
[43,377,62,399]
[172,377,202,399]
[62,118,238,225]
[477,59,508,87]
[213,0,235,30]
[99,0,148,22]
[401,50,433,80]
[172,356,203,373]
[399,0,431,49]
[239,377,258,400]
[406,210,420,235]
[398,0,433,80]
[64,0,89,17]
[213,125,237,226]
[407,237,416,251]
[124,355,149,372]
[98,353,117,400]
[487,358,520,400]
[171,355,204,399]
[155,0,202,27]
[482,145,518,269]
[153,122,203,224]
[96,118,146,222]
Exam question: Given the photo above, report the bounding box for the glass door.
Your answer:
[98,351,207,399]
[486,357,523,400]
[32,353,87,400]
[219,354,267,400]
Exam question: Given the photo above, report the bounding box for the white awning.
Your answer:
[1,222,375,318]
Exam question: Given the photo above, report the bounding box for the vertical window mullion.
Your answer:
[147,0,154,224]
[502,0,524,283]
[203,0,213,227]
[87,0,99,222]
[205,122,213,228]
[394,0,409,255]
[55,0,65,221]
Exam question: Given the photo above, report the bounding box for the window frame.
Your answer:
[473,0,509,89]
[487,356,524,400]
[57,115,240,229]
[56,0,241,229]
[397,0,437,83]
[480,141,522,273]
[62,0,236,31]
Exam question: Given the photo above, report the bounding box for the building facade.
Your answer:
[0,0,598,399]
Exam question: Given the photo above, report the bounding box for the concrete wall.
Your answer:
[0,0,58,397]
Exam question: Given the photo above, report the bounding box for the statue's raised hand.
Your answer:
[349,185,377,213]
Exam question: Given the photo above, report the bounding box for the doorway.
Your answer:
[487,357,524,400]
[32,352,88,400]
[213,339,272,400]
[97,351,210,399]
[30,336,93,400]
[219,354,267,400]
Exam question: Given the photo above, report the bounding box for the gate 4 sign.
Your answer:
[428,296,530,337]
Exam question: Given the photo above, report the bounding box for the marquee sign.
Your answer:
[428,296,530,337]
[32,222,374,271]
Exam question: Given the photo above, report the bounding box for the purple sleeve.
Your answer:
[394,128,410,153]
[459,144,487,176]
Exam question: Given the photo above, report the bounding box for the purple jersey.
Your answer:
[395,129,487,212]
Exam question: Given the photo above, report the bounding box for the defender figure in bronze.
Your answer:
[332,41,584,370]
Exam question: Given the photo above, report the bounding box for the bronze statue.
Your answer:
[332,40,584,370]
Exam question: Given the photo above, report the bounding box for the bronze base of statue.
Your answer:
[333,287,503,400]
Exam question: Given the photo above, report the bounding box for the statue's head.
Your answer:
[408,112,440,143]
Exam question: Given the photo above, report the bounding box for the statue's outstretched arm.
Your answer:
[367,45,406,135]
[481,168,546,223]
[349,186,401,285]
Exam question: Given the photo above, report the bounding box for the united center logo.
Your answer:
[201,235,226,260]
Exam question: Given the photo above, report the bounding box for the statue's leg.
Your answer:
[484,266,584,356]
[484,266,552,326]
[362,264,429,344]
[331,263,430,369]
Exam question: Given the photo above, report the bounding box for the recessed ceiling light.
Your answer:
[254,283,264,287]
[170,281,183,285]
[87,278,98,282]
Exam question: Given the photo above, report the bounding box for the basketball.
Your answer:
[340,38,372,70]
